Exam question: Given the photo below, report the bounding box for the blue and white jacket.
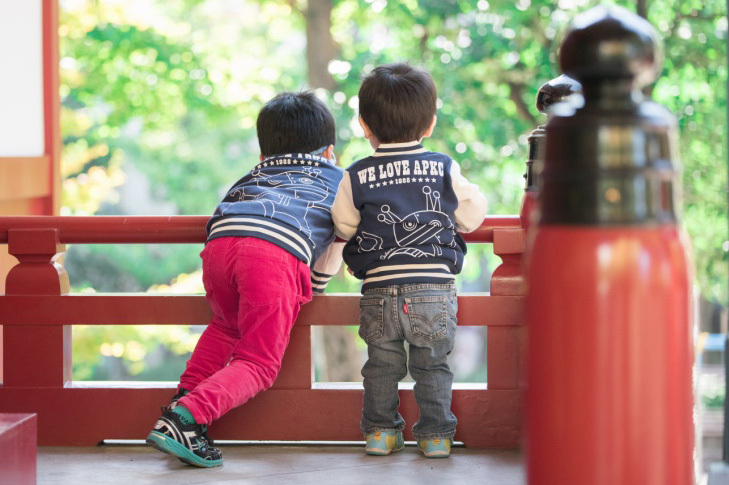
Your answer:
[207,152,345,292]
[332,142,487,292]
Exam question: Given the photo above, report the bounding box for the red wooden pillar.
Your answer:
[4,228,70,387]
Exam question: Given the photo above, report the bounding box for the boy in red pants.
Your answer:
[147,91,344,467]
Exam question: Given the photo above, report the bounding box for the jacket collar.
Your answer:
[372,141,427,157]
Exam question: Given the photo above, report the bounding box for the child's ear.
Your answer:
[422,115,437,139]
[259,154,265,161]
[358,117,374,140]
[322,144,336,161]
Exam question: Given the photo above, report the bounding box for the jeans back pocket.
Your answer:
[404,296,448,340]
[358,297,385,343]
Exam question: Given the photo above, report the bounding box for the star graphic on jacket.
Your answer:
[376,182,381,187]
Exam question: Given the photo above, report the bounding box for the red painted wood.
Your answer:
[4,326,71,388]
[0,387,520,448]
[41,0,61,216]
[493,227,526,255]
[0,216,209,244]
[0,215,525,448]
[486,326,521,390]
[6,229,68,295]
[5,229,71,387]
[519,191,538,230]
[526,227,694,484]
[491,228,526,297]
[270,326,312,389]
[0,413,36,485]
[0,294,525,327]
[463,215,521,243]
[0,215,520,244]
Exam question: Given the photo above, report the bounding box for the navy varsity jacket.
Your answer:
[332,141,488,292]
[207,152,345,292]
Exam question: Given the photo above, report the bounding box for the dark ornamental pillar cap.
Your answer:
[536,74,582,114]
[539,5,679,226]
[559,5,662,89]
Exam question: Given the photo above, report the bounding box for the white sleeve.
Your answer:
[331,172,361,240]
[310,241,344,293]
[451,160,488,233]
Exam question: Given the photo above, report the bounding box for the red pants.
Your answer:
[177,237,312,425]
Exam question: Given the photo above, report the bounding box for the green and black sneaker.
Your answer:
[164,388,213,446]
[146,407,223,468]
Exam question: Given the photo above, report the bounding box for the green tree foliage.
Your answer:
[60,0,727,379]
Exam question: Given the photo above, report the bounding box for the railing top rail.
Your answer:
[0,215,521,244]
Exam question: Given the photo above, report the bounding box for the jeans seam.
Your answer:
[393,295,404,340]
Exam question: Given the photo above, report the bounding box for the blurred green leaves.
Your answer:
[60,0,728,380]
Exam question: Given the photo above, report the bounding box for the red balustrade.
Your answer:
[0,215,525,446]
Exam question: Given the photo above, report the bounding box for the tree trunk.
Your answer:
[305,0,338,90]
[322,326,362,381]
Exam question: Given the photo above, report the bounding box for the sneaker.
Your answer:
[146,409,223,468]
[364,430,404,456]
[417,438,452,458]
[165,389,188,411]
[164,389,214,446]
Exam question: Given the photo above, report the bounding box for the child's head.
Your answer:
[358,63,437,144]
[257,91,336,157]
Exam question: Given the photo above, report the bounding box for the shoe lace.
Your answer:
[200,425,214,446]
[162,389,216,446]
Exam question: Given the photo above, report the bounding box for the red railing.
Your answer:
[0,215,525,446]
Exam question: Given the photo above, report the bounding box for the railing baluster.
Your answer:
[5,228,70,387]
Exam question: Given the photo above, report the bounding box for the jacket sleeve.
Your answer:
[331,172,360,240]
[450,160,488,233]
[310,241,345,293]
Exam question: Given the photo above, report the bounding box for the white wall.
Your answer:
[0,0,44,157]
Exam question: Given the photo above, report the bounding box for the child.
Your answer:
[331,63,487,458]
[147,91,344,467]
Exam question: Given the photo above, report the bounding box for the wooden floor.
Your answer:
[38,442,525,485]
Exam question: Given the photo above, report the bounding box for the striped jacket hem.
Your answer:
[362,262,455,292]
[207,216,314,265]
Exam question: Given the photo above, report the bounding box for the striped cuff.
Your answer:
[311,270,334,293]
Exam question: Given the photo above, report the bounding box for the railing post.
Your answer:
[4,228,71,387]
[520,75,581,230]
[526,6,694,484]
[488,228,526,393]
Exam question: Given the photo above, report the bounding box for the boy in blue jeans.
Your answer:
[332,63,487,458]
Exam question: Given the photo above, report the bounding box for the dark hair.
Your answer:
[358,63,437,143]
[257,91,336,156]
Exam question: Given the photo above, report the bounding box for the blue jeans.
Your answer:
[358,283,458,441]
